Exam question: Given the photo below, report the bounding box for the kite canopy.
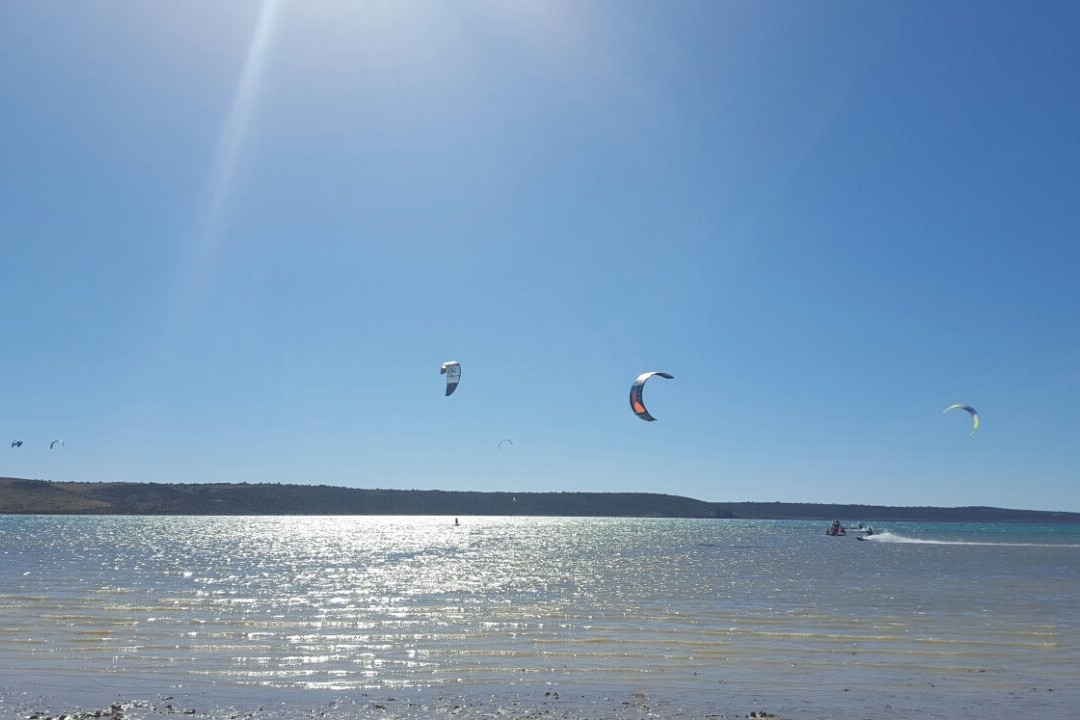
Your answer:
[10,440,22,448]
[50,439,65,449]
[498,438,513,450]
[440,361,461,396]
[630,371,674,421]
[943,404,979,434]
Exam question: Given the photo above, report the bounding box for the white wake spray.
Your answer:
[860,531,1080,548]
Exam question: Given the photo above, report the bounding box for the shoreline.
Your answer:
[2,683,1074,720]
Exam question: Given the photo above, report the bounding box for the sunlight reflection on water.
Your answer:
[1,515,1078,709]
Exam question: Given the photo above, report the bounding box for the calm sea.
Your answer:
[1,516,1078,718]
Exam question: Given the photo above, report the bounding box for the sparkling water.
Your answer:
[2,516,1078,718]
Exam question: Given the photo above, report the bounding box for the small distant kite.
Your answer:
[498,438,514,450]
[943,404,979,435]
[629,371,674,421]
[10,440,22,448]
[50,439,65,449]
[440,361,461,396]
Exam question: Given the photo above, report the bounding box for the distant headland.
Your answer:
[2,478,1078,522]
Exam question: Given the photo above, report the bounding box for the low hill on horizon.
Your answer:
[0,478,729,518]
[718,501,1080,524]
[2,478,1079,522]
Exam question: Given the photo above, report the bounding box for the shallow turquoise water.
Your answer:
[1,516,1077,717]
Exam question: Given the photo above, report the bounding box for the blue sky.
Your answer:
[2,1,1078,511]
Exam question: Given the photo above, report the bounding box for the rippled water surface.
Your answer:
[2,516,1079,717]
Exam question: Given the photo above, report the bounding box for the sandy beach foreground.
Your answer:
[1,683,1074,720]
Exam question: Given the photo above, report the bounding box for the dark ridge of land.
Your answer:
[718,501,1080,523]
[0,478,730,518]
[2,478,1079,522]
